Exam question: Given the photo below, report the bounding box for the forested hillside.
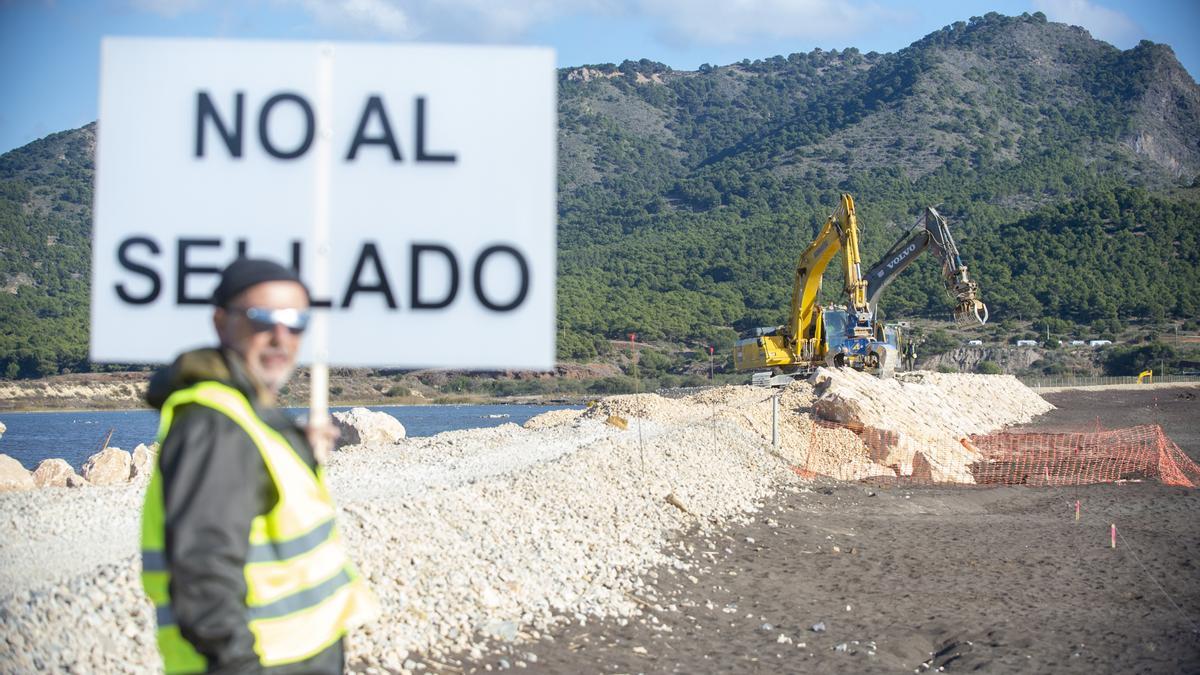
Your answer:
[0,126,94,377]
[552,11,1200,359]
[2,11,1198,378]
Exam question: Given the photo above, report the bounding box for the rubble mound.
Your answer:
[809,368,1054,482]
[0,371,1055,671]
[522,408,584,429]
[581,392,700,424]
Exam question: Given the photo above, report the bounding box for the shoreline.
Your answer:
[5,378,1196,414]
[0,402,588,476]
[0,393,591,414]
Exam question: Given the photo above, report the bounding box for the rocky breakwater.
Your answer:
[0,443,155,492]
[809,368,1055,482]
[0,378,1048,672]
[1,390,807,672]
[330,396,804,670]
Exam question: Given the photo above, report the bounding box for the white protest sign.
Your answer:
[92,38,556,370]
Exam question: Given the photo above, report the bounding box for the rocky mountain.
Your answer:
[2,11,1198,377]
[557,12,1199,202]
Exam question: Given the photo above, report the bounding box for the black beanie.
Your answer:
[211,258,310,307]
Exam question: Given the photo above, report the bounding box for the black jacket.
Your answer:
[146,348,341,674]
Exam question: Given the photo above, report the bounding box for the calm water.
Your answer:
[0,404,578,472]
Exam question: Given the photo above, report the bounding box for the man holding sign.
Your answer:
[93,37,557,671]
[141,258,377,673]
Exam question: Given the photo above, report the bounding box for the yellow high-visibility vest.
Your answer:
[141,381,378,673]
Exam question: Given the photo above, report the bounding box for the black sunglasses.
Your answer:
[231,307,311,334]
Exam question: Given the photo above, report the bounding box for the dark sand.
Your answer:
[420,387,1200,674]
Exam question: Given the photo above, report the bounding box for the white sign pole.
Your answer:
[309,44,334,462]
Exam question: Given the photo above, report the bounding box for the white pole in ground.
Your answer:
[309,44,335,463]
[772,393,779,449]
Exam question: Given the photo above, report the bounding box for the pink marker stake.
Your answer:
[1110,523,1117,549]
[1075,500,1080,522]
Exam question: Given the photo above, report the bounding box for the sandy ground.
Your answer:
[3,381,1195,673]
[417,387,1200,674]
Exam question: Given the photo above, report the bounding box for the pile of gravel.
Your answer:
[808,368,1056,481]
[0,486,151,672]
[331,411,799,669]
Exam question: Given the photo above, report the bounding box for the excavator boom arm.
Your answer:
[864,230,933,314]
[864,207,988,325]
[840,196,871,328]
[787,202,844,345]
[786,194,872,343]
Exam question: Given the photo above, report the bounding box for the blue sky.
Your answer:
[1,0,1197,155]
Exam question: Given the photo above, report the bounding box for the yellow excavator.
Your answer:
[732,194,897,383]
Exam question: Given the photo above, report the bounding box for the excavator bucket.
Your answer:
[869,342,897,379]
[948,267,987,326]
[954,299,989,326]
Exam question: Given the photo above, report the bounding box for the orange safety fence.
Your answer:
[968,425,1200,488]
[801,421,1200,488]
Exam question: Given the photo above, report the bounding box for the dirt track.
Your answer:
[1021,386,1199,454]
[438,387,1200,673]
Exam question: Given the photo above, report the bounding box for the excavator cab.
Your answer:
[821,309,852,365]
[822,308,897,376]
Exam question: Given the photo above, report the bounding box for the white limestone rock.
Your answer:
[130,444,155,482]
[332,407,406,449]
[808,367,1054,483]
[32,458,83,488]
[81,448,132,486]
[0,454,34,492]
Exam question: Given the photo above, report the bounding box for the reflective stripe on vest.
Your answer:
[141,381,378,672]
